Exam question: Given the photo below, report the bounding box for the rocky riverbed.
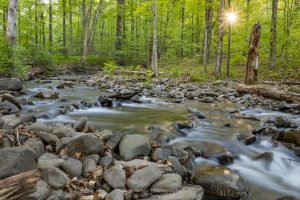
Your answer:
[0,75,300,200]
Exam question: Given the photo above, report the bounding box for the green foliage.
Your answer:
[103,61,119,74]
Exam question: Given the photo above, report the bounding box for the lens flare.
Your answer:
[226,12,237,24]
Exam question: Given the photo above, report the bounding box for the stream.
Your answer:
[21,76,300,200]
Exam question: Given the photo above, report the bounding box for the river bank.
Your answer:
[0,74,299,200]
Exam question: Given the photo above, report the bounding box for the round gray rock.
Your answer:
[104,166,126,189]
[42,167,69,189]
[62,158,82,177]
[150,173,182,193]
[64,135,105,156]
[0,146,38,179]
[119,134,151,161]
[127,165,161,192]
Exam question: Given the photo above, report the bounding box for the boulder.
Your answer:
[104,166,126,189]
[119,134,151,161]
[191,165,248,199]
[126,165,161,192]
[41,167,69,189]
[0,146,38,179]
[106,131,126,150]
[64,135,105,156]
[188,108,206,119]
[62,158,82,177]
[3,114,36,129]
[0,78,23,91]
[167,156,188,179]
[150,173,182,193]
[144,185,204,200]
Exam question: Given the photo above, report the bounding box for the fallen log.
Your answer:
[230,82,300,103]
[0,170,40,200]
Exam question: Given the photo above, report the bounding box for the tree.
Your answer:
[6,0,18,46]
[49,0,53,53]
[115,0,125,65]
[82,0,104,62]
[270,0,278,70]
[245,23,261,85]
[62,0,67,55]
[151,0,158,77]
[203,0,213,73]
[215,0,224,78]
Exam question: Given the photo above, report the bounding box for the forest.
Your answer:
[0,0,300,200]
[0,0,299,81]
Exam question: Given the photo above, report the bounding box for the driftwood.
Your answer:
[245,23,261,85]
[230,82,300,103]
[0,170,40,200]
[260,81,300,86]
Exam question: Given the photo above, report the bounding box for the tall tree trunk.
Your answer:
[41,12,45,48]
[7,0,18,46]
[49,0,53,53]
[269,0,278,70]
[162,0,175,56]
[245,23,261,85]
[151,0,158,77]
[62,0,67,55]
[2,6,6,36]
[226,0,231,80]
[35,0,38,47]
[191,12,194,55]
[179,0,185,59]
[82,0,94,62]
[69,0,73,54]
[81,0,103,62]
[203,0,213,73]
[195,0,201,53]
[215,0,224,78]
[115,0,125,65]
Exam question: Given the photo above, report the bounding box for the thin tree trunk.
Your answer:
[49,0,53,53]
[87,0,103,49]
[195,0,200,53]
[2,6,6,37]
[41,12,45,48]
[62,0,67,55]
[35,0,38,47]
[179,0,185,59]
[191,12,194,55]
[82,0,93,62]
[215,0,224,78]
[7,0,18,46]
[245,23,261,85]
[115,0,125,65]
[69,0,73,54]
[162,0,175,56]
[226,0,231,80]
[269,0,278,70]
[203,0,213,73]
[151,0,158,77]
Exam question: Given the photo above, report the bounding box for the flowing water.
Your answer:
[21,76,300,200]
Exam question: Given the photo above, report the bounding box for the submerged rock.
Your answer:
[34,92,59,99]
[191,165,248,199]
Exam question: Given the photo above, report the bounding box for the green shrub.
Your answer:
[103,61,119,74]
